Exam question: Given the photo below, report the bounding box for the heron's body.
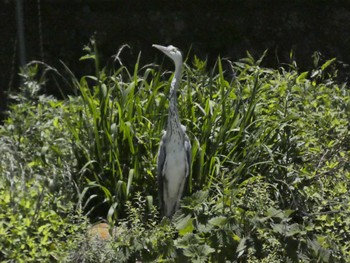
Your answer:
[161,131,188,215]
[154,44,191,218]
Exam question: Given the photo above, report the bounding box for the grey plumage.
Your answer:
[153,44,191,218]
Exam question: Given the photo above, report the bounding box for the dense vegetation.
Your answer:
[0,45,349,262]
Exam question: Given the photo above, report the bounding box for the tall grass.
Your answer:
[62,44,273,222]
[59,42,174,221]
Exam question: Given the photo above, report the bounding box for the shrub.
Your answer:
[0,179,87,262]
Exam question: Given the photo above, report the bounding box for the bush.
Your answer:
[0,179,87,262]
[0,65,87,262]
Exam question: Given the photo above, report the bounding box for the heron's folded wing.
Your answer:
[184,134,192,178]
[157,132,167,211]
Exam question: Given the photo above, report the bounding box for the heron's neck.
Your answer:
[167,62,182,131]
[168,80,180,129]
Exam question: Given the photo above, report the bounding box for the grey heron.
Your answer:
[153,44,191,218]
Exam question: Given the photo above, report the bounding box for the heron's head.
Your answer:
[152,44,183,69]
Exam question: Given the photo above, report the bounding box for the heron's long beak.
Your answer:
[152,44,169,55]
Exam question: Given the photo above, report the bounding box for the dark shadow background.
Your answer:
[1,0,350,115]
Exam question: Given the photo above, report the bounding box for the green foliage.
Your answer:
[112,194,176,262]
[1,63,78,200]
[1,47,349,262]
[0,65,89,262]
[0,179,87,262]
[68,194,175,263]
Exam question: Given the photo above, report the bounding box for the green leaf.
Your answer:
[208,216,228,228]
[236,237,247,258]
[79,54,96,61]
[296,71,308,84]
[321,58,336,71]
[175,214,194,236]
[266,207,285,219]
